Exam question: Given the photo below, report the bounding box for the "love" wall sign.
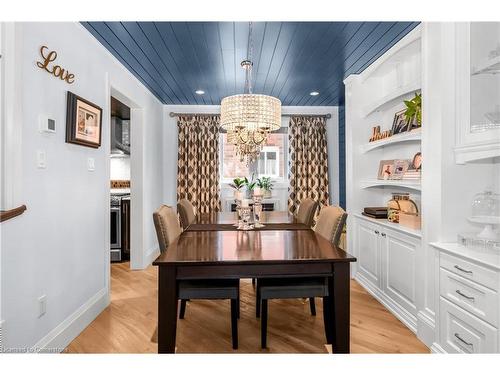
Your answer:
[36,45,75,84]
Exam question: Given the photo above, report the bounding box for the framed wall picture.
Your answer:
[66,91,102,148]
[378,160,395,180]
[391,109,410,135]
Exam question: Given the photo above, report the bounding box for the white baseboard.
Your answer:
[32,287,108,353]
[417,310,436,347]
[355,274,418,333]
[144,246,160,268]
[430,342,446,353]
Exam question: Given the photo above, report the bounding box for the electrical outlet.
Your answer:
[38,295,46,317]
[37,150,46,169]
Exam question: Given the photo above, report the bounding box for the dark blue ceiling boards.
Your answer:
[82,21,419,106]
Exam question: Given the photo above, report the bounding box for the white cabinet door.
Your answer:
[355,219,381,288]
[381,228,418,318]
[455,22,500,164]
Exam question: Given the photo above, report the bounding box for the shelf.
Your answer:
[361,129,421,153]
[362,81,421,118]
[360,25,421,83]
[472,55,500,75]
[355,213,422,238]
[360,179,421,192]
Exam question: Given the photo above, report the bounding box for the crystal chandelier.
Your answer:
[220,22,281,165]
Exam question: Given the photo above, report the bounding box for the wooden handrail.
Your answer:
[0,205,27,222]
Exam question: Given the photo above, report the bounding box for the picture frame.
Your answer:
[392,159,410,180]
[66,91,102,148]
[378,160,395,180]
[391,109,410,136]
[411,152,422,171]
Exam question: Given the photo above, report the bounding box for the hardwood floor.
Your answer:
[66,262,429,353]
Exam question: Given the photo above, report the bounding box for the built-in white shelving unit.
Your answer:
[345,25,425,340]
[361,128,421,153]
[360,178,421,191]
[362,81,421,118]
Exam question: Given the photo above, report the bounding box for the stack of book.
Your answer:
[403,169,421,180]
[362,207,388,219]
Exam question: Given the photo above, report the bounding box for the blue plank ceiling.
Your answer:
[82,22,419,106]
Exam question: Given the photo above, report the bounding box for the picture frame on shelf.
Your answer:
[378,159,395,180]
[391,109,410,135]
[66,91,102,148]
[392,159,410,180]
[411,152,422,171]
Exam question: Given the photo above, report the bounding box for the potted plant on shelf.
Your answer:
[403,92,422,129]
[257,176,274,198]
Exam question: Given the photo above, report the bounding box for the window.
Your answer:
[221,132,287,181]
[258,146,279,177]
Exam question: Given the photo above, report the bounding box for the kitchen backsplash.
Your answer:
[110,180,130,189]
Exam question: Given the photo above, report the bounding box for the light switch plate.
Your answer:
[87,157,95,171]
[38,295,46,317]
[37,150,46,169]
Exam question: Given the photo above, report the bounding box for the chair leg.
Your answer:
[256,287,261,318]
[261,299,268,349]
[322,296,332,344]
[309,297,316,316]
[179,299,187,319]
[252,278,256,287]
[230,299,238,350]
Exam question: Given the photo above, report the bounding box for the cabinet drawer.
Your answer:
[440,267,498,327]
[440,252,499,291]
[440,297,497,353]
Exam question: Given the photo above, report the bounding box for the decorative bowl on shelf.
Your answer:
[468,190,500,240]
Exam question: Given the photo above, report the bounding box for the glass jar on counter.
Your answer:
[387,193,419,223]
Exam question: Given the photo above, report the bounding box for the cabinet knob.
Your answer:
[374,230,379,234]
[381,233,386,237]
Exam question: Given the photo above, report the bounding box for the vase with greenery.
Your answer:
[257,176,274,198]
[243,174,257,198]
[228,177,245,191]
[403,92,422,127]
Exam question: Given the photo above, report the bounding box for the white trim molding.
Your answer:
[32,287,108,353]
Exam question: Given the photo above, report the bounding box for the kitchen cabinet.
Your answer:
[353,215,419,331]
[455,23,500,164]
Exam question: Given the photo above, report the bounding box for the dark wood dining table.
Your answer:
[153,211,356,354]
[185,211,310,231]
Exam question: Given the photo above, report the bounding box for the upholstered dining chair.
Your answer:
[256,205,348,349]
[177,198,197,230]
[153,205,240,349]
[295,197,319,227]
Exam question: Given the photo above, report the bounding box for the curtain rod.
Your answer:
[168,111,331,119]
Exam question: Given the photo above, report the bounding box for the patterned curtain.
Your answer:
[288,115,330,215]
[177,115,221,214]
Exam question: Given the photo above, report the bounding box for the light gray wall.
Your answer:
[0,22,164,351]
[163,105,339,210]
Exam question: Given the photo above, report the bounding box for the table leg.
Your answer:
[330,263,350,354]
[158,265,178,353]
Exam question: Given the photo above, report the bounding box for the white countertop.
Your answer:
[431,242,500,271]
[354,213,422,238]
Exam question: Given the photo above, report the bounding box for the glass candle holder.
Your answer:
[253,193,265,228]
[239,206,252,230]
